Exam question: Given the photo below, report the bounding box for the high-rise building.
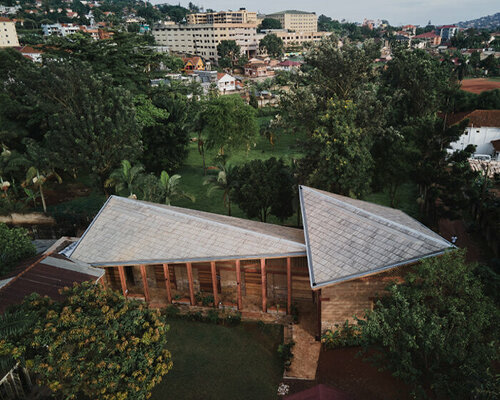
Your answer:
[187,8,257,25]
[265,10,317,32]
[153,22,260,62]
[0,17,19,47]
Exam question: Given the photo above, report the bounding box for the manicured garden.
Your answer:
[150,320,284,400]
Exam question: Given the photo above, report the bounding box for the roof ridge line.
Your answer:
[300,186,451,248]
[116,196,306,249]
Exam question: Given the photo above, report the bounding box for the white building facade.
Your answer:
[153,22,260,62]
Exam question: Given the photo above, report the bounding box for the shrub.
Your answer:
[277,341,295,370]
[164,304,180,319]
[206,309,220,324]
[0,223,36,276]
[321,320,362,349]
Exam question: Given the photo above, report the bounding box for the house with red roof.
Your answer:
[447,110,500,159]
[414,31,442,47]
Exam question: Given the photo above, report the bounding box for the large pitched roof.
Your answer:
[299,186,452,288]
[69,196,306,266]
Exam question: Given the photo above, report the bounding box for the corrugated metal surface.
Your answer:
[0,253,104,313]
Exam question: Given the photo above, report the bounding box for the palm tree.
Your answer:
[158,171,195,206]
[23,166,62,213]
[203,163,235,216]
[105,160,144,198]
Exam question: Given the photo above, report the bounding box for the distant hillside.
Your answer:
[456,12,500,30]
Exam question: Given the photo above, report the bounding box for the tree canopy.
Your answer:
[231,157,295,222]
[259,34,284,59]
[359,250,498,399]
[0,282,172,400]
[199,95,258,155]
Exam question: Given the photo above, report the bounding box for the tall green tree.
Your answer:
[360,250,498,399]
[24,61,142,189]
[0,283,172,399]
[259,34,284,58]
[231,158,294,222]
[217,40,241,68]
[199,95,258,156]
[301,100,373,196]
[141,86,191,174]
[258,18,282,31]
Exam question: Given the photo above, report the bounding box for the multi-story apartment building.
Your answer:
[437,25,458,41]
[187,8,257,25]
[266,10,317,32]
[153,22,260,62]
[0,17,19,47]
[42,23,80,36]
[274,30,332,48]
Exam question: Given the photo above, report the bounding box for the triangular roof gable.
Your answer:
[69,196,305,266]
[299,186,452,288]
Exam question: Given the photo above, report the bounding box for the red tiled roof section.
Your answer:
[0,17,13,22]
[414,32,439,39]
[448,110,500,128]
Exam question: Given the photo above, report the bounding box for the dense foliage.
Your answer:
[0,283,172,400]
[259,34,284,58]
[0,223,35,276]
[360,251,498,399]
[231,157,295,222]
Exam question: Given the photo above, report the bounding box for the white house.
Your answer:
[41,23,80,36]
[18,45,43,62]
[217,73,236,93]
[448,110,500,160]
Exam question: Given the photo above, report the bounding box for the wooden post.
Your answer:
[186,262,196,306]
[260,258,267,313]
[140,265,150,302]
[118,266,127,297]
[235,259,242,310]
[287,257,292,315]
[210,261,219,308]
[163,263,172,303]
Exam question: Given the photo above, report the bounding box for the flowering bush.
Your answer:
[2,282,172,400]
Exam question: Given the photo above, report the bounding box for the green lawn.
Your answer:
[174,120,307,225]
[365,182,420,219]
[150,320,283,400]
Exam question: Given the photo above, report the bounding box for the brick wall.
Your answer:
[320,266,407,331]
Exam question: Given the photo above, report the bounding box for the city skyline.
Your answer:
[150,0,498,27]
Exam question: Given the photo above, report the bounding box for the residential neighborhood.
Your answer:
[0,1,499,399]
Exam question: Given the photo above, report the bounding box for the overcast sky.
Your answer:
[151,1,498,26]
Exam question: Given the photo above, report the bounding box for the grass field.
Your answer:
[150,320,283,400]
[174,118,307,225]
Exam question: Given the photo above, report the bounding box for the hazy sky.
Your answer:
[151,1,498,26]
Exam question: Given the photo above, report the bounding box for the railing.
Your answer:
[0,363,32,400]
